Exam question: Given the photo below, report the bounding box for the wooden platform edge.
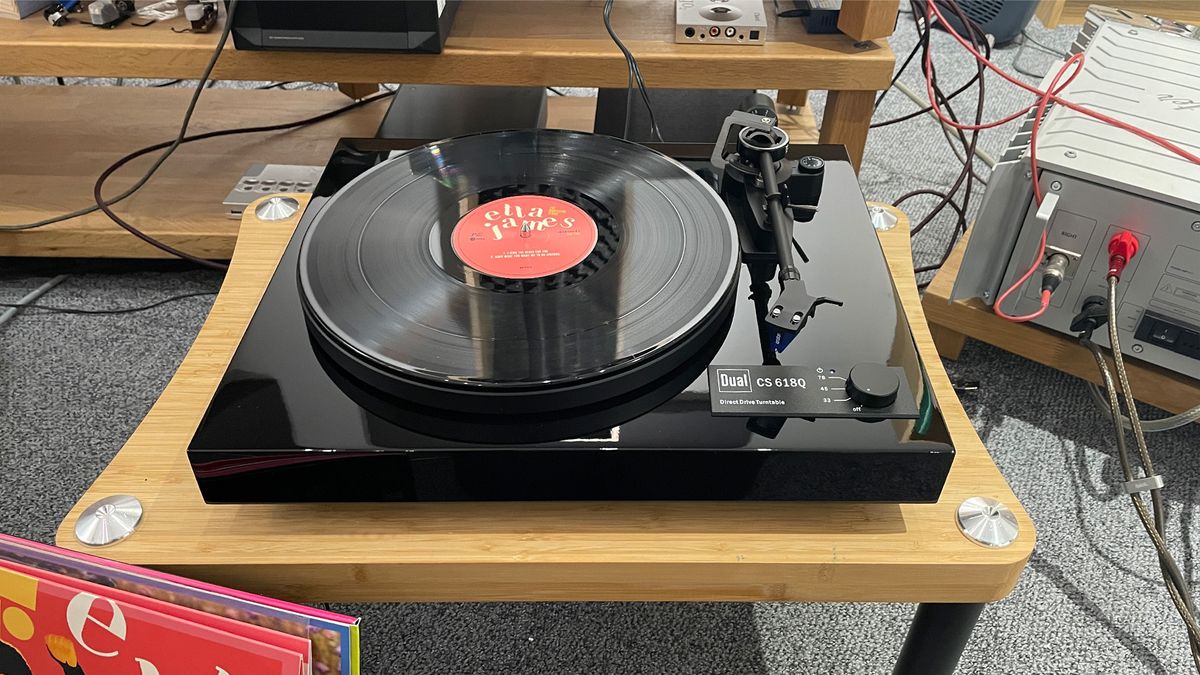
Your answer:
[922,230,1200,416]
[50,201,1033,605]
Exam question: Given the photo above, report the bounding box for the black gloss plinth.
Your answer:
[188,139,954,503]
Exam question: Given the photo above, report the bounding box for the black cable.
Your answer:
[84,0,239,270]
[893,188,967,287]
[152,79,183,87]
[870,0,988,130]
[0,291,216,316]
[921,0,987,280]
[897,1,986,247]
[92,88,395,271]
[602,0,664,142]
[875,37,923,110]
[546,86,567,96]
[884,1,987,286]
[257,81,297,90]
[893,189,966,237]
[55,77,66,86]
[0,0,241,236]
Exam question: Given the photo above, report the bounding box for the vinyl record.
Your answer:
[298,129,739,414]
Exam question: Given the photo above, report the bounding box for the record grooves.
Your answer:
[189,132,957,504]
[298,129,740,415]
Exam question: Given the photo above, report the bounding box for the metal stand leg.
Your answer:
[892,603,985,675]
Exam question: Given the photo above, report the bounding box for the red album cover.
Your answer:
[1,561,311,673]
[0,563,305,675]
[0,533,354,675]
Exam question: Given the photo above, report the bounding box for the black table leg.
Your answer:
[892,602,986,675]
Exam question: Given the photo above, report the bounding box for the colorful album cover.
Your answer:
[0,535,358,675]
[0,563,305,675]
[1,561,313,673]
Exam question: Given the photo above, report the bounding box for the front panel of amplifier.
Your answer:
[997,172,1200,381]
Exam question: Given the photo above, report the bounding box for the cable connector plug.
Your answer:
[1107,231,1139,280]
[1040,253,1071,295]
[1069,295,1108,337]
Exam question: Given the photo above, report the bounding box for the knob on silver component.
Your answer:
[255,196,300,221]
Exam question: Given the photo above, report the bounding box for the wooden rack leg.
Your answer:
[930,324,968,360]
[837,0,901,42]
[337,82,382,100]
[777,90,809,109]
[819,89,875,171]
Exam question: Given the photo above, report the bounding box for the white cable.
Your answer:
[0,275,69,329]
[893,80,998,168]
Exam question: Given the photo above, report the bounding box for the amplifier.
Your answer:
[228,0,458,53]
[953,10,1200,379]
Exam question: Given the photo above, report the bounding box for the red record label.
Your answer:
[451,195,598,280]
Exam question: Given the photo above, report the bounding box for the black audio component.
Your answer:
[376,85,547,140]
[186,116,953,503]
[228,0,458,53]
[594,89,758,143]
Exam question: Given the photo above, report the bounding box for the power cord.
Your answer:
[602,0,664,142]
[92,88,395,272]
[1072,300,1200,431]
[3,0,393,269]
[0,275,68,330]
[0,0,242,238]
[1076,250,1200,672]
[1083,334,1200,672]
[1086,381,1200,432]
[91,0,241,270]
[882,0,988,284]
[1021,28,1068,58]
[0,290,215,316]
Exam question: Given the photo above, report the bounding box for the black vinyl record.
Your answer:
[298,129,739,414]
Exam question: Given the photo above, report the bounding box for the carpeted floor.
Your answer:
[4,14,1200,675]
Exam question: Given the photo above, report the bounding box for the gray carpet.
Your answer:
[4,14,1200,674]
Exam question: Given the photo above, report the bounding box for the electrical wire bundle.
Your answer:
[873,0,991,290]
[917,0,1200,321]
[602,0,664,142]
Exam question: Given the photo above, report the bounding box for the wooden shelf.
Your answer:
[0,84,817,260]
[54,205,1032,604]
[0,1,893,90]
[1,0,893,259]
[0,86,388,259]
[922,231,1200,415]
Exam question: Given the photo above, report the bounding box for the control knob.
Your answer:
[846,363,900,408]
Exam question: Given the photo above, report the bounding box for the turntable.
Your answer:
[187,105,954,503]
